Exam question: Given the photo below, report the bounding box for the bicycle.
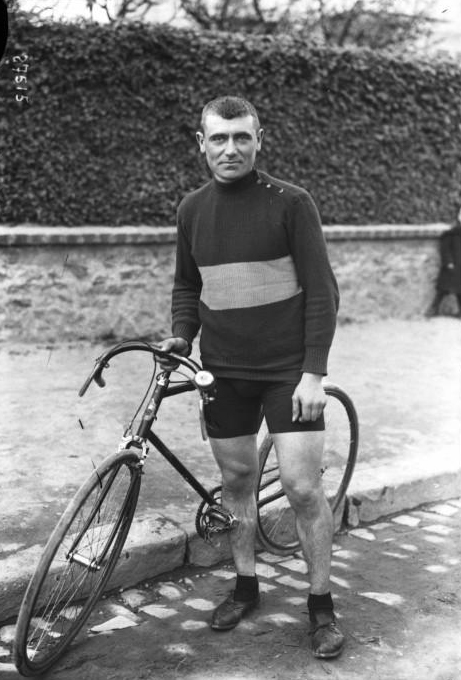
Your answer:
[13,339,358,677]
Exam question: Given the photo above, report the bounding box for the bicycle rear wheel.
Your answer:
[14,449,142,677]
[256,384,358,555]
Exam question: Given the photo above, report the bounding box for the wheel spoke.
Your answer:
[14,451,141,676]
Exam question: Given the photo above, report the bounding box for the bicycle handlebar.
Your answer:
[78,340,205,398]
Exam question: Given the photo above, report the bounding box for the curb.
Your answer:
[347,469,461,527]
[1,465,460,625]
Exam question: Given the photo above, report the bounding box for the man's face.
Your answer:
[197,113,263,183]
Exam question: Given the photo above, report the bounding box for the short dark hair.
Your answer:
[200,96,260,131]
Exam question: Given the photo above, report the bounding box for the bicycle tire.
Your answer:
[13,449,142,677]
[256,384,359,555]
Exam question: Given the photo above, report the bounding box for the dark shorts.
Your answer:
[204,376,325,439]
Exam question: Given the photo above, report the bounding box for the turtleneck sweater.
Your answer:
[171,168,339,379]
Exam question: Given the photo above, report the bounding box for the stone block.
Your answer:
[186,528,232,567]
[0,543,46,623]
[90,615,139,633]
[347,468,461,526]
[0,514,187,625]
[106,512,187,590]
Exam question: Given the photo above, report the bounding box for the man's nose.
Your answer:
[224,137,237,155]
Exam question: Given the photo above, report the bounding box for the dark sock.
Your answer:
[234,574,259,602]
[308,592,334,614]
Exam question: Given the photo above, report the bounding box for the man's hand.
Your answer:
[292,373,326,422]
[157,337,190,371]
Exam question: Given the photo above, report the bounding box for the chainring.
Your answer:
[195,485,224,539]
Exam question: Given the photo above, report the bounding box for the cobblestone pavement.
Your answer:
[1,499,460,680]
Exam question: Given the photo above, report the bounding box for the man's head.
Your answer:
[196,96,264,184]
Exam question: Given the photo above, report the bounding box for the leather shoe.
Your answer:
[309,610,345,659]
[211,592,259,631]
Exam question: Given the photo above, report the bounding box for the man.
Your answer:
[426,206,461,318]
[160,96,343,659]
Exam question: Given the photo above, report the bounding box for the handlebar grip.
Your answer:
[78,375,93,398]
[94,369,106,388]
[78,362,107,397]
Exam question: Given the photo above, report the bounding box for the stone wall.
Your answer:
[0,224,448,343]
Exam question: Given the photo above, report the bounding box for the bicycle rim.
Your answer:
[256,385,358,555]
[322,384,359,513]
[14,449,141,677]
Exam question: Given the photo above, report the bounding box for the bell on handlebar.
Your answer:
[194,371,216,392]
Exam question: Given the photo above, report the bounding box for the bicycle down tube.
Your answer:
[136,370,217,507]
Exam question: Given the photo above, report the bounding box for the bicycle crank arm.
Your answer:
[207,506,239,532]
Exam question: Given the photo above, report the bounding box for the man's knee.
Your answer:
[283,476,324,515]
[210,435,259,495]
[221,460,258,495]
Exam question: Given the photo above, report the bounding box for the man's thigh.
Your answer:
[209,435,259,483]
[204,378,262,482]
[272,431,325,487]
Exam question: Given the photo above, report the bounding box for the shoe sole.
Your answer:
[313,647,344,659]
[210,600,259,631]
[210,622,239,631]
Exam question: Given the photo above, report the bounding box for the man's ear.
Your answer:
[196,131,205,153]
[257,128,264,151]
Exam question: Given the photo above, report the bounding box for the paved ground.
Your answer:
[1,499,460,680]
[0,318,460,622]
[1,317,459,544]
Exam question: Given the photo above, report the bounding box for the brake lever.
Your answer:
[199,398,208,441]
[94,364,107,388]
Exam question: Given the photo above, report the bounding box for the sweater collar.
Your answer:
[212,168,260,193]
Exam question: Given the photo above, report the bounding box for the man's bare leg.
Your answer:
[208,434,260,629]
[272,431,345,658]
[272,431,332,591]
[209,434,259,575]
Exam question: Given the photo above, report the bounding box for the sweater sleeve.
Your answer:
[286,192,339,375]
[171,212,202,344]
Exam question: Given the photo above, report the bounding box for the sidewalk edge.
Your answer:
[1,467,459,626]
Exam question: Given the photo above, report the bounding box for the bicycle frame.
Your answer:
[79,340,219,509]
[138,373,217,507]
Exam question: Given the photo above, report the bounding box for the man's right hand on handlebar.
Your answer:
[157,337,191,371]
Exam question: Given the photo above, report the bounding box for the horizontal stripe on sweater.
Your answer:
[198,255,302,310]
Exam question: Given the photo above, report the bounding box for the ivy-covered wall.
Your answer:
[1,20,460,225]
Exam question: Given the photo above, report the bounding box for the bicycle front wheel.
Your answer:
[256,384,359,555]
[14,449,142,677]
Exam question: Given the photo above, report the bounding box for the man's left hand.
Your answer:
[292,373,326,422]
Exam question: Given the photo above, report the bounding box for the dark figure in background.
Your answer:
[427,207,461,318]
